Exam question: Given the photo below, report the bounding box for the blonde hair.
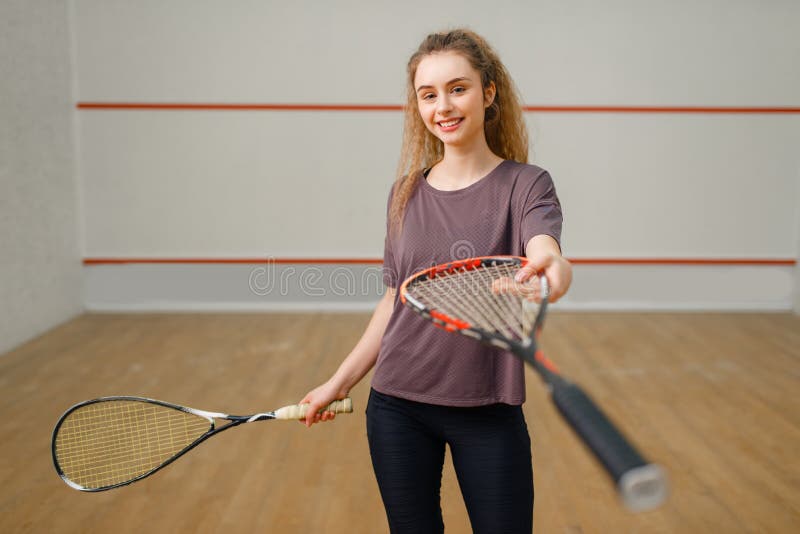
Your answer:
[389,29,529,232]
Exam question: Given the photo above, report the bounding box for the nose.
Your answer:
[436,93,453,115]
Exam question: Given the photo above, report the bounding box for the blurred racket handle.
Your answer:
[551,380,668,511]
[273,398,353,420]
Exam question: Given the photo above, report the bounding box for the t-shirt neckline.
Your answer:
[421,160,510,196]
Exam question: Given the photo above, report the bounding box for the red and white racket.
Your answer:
[400,256,667,511]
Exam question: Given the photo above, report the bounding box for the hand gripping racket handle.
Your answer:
[272,398,353,420]
[550,381,668,511]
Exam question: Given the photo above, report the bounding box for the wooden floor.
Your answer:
[1,312,798,533]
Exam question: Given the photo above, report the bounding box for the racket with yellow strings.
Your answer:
[52,396,352,491]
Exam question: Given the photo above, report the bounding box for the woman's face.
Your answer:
[414,51,495,149]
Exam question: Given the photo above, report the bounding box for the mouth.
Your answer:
[437,118,463,131]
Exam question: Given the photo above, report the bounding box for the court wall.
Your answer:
[0,1,82,354]
[64,1,800,310]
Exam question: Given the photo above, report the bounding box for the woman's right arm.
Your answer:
[298,286,396,427]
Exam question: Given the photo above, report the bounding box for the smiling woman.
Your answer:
[299,28,572,533]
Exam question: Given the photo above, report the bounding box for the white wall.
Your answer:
[71,1,800,310]
[0,1,82,355]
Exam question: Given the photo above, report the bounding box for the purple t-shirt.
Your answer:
[373,160,563,406]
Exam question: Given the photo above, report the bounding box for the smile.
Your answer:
[438,118,463,129]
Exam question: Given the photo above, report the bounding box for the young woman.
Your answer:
[300,29,572,533]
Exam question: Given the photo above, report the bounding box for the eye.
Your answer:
[420,92,436,101]
[452,86,466,94]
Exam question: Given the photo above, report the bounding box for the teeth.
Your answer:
[439,119,461,127]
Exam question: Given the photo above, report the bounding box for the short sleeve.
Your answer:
[382,187,399,288]
[520,171,563,252]
[383,235,398,288]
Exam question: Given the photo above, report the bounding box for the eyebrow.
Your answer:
[416,77,472,93]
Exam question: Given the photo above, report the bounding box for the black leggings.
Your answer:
[366,389,534,534]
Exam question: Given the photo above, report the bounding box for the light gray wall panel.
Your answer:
[0,1,82,355]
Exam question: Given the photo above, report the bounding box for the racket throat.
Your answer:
[512,340,565,389]
[244,413,275,423]
[515,339,539,368]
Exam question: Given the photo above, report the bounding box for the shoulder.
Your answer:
[500,160,551,184]
[388,171,425,199]
[386,174,410,205]
[498,161,556,200]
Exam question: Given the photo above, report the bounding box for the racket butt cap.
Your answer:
[618,463,668,512]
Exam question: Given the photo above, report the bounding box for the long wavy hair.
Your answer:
[389,29,529,233]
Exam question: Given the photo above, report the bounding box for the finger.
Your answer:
[514,264,539,283]
[520,252,560,281]
[297,397,313,426]
[321,411,335,422]
[491,277,515,294]
[546,274,563,303]
[305,402,322,427]
[493,276,543,301]
[543,259,572,304]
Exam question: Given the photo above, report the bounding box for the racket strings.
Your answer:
[54,400,211,489]
[410,262,538,342]
[481,263,535,337]
[414,264,514,335]
[415,268,514,337]
[465,263,527,338]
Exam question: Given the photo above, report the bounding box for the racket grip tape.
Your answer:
[273,398,353,420]
[551,382,668,511]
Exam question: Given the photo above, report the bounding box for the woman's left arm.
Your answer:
[514,234,573,303]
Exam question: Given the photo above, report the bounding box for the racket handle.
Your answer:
[551,381,668,511]
[273,398,353,420]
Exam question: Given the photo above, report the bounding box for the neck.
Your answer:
[433,141,503,188]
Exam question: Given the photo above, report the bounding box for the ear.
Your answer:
[484,81,497,108]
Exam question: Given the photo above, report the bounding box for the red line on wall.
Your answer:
[76,102,800,114]
[524,105,800,114]
[77,103,403,112]
[568,258,796,266]
[83,258,384,265]
[83,257,796,266]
